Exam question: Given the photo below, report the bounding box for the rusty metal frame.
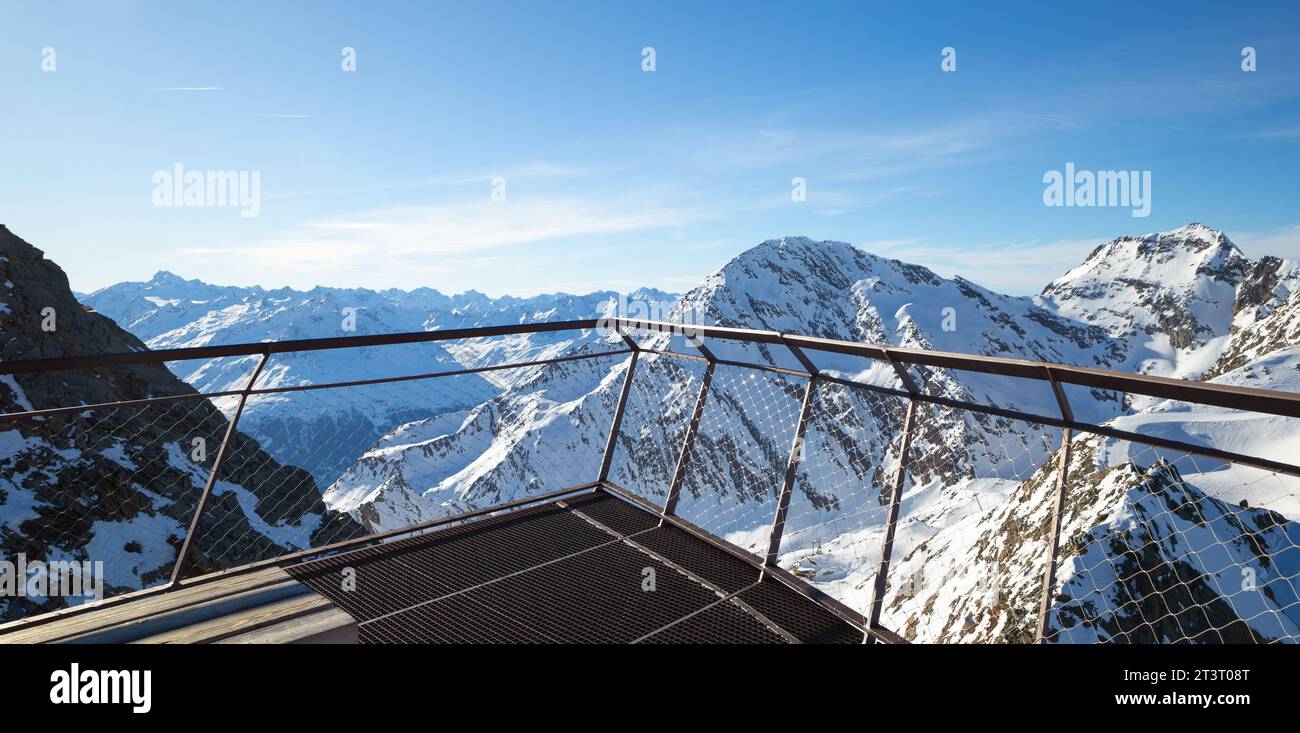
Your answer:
[1034,367,1075,642]
[1036,428,1073,643]
[4,315,1300,638]
[611,318,1300,420]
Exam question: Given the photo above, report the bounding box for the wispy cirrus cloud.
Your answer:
[264,161,582,200]
[691,121,1002,173]
[176,194,715,287]
[867,236,1106,295]
[1233,224,1300,262]
[1243,128,1300,140]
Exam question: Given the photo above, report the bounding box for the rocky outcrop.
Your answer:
[0,226,363,622]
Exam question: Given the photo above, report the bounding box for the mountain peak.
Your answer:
[758,235,852,253]
[149,270,190,284]
[730,235,876,270]
[1037,223,1284,377]
[0,224,46,261]
[1060,223,1243,287]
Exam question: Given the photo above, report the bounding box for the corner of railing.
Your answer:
[613,323,641,352]
[778,333,820,378]
[880,346,921,397]
[1043,365,1075,424]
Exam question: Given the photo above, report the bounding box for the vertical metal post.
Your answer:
[597,335,640,483]
[169,349,271,587]
[865,397,918,640]
[1036,429,1073,643]
[763,375,818,569]
[1035,368,1075,643]
[661,359,715,521]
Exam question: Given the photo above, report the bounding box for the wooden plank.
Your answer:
[217,607,358,644]
[130,593,337,644]
[0,567,292,644]
[62,581,311,644]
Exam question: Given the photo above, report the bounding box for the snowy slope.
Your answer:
[74,223,1300,642]
[82,275,674,485]
[871,429,1300,643]
[1036,223,1299,381]
[314,224,1300,643]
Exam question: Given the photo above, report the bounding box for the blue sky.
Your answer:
[3,0,1299,296]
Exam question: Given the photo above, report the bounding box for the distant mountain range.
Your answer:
[3,221,1297,640]
[81,274,675,487]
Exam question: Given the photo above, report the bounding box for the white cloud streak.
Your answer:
[868,237,1106,295]
[176,195,712,284]
[1233,224,1300,263]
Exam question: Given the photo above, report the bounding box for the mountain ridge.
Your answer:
[303,222,1300,642]
[11,221,1299,639]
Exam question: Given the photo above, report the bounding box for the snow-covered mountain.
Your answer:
[68,222,1300,641]
[0,226,363,622]
[306,223,1300,642]
[1038,222,1299,381]
[81,275,674,486]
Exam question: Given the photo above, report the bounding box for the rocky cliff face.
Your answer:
[882,433,1300,643]
[0,226,363,622]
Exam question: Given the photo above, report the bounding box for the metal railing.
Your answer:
[1,317,1297,642]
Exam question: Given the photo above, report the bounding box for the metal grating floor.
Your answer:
[285,490,863,644]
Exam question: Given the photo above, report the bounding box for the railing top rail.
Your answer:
[0,319,605,376]
[2,314,1297,420]
[610,318,1300,420]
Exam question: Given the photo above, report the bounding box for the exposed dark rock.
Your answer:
[0,226,364,622]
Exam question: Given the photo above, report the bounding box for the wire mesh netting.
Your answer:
[1043,434,1300,643]
[877,403,1063,643]
[671,364,806,558]
[0,344,630,621]
[2,319,1298,643]
[182,354,627,574]
[0,396,228,621]
[776,381,909,615]
[606,352,708,505]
